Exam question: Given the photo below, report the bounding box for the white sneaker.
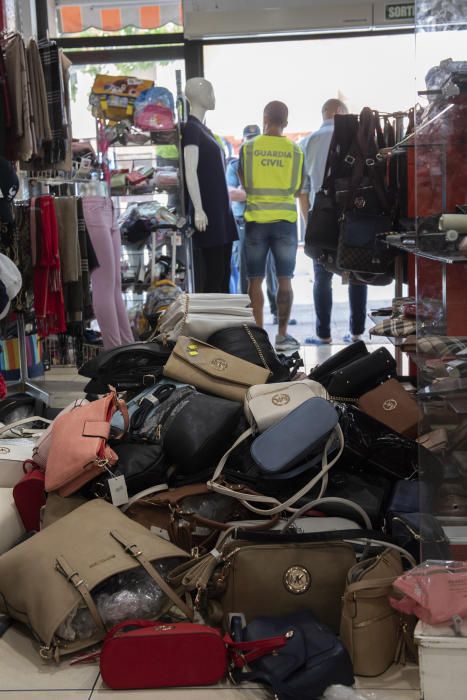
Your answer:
[275,334,300,351]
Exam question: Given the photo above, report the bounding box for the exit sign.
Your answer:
[385,3,415,20]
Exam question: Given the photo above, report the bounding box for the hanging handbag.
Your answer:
[304,190,340,260]
[163,336,270,402]
[325,347,397,399]
[78,342,173,393]
[358,378,421,438]
[0,499,192,659]
[231,611,354,700]
[308,340,369,388]
[337,210,394,274]
[340,547,416,677]
[156,293,254,342]
[207,324,294,383]
[45,390,129,497]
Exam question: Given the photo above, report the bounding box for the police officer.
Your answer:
[240,101,303,352]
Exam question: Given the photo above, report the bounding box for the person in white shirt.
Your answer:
[299,98,368,345]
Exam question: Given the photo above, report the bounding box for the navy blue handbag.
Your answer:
[231,611,354,700]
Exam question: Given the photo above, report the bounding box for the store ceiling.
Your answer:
[55,0,182,34]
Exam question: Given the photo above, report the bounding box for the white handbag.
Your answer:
[0,488,25,554]
[0,438,36,488]
[156,293,254,342]
[245,379,328,432]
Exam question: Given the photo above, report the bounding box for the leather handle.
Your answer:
[55,555,106,632]
[226,633,289,669]
[110,530,193,621]
[105,618,154,640]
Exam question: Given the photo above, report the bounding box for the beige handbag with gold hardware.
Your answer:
[0,499,191,660]
[163,336,270,402]
[340,547,417,677]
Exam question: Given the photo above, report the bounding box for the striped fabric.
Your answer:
[56,1,183,34]
[0,334,43,381]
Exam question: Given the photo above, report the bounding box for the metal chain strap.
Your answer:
[243,324,271,372]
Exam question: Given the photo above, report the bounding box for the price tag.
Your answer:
[176,234,182,246]
[108,475,129,506]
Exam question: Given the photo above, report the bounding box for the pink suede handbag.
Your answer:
[45,390,128,497]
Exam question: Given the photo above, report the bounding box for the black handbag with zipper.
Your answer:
[308,340,369,388]
[325,347,396,399]
[79,341,173,393]
[207,325,302,383]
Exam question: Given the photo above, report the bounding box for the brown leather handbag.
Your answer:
[358,379,421,438]
[163,336,270,402]
[340,547,417,676]
[123,484,252,553]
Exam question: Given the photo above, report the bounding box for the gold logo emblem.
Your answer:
[283,566,311,594]
[383,399,398,411]
[211,358,228,371]
[0,447,10,454]
[272,393,290,407]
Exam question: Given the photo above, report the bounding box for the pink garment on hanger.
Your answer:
[82,197,133,349]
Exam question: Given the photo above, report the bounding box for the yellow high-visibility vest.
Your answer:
[242,135,303,223]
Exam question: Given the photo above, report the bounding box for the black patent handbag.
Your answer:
[207,325,301,383]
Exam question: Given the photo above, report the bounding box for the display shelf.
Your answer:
[386,236,467,264]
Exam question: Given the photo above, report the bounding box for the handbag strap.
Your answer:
[112,398,129,440]
[120,483,169,513]
[109,529,194,621]
[0,416,52,438]
[130,384,177,432]
[242,324,271,373]
[281,496,372,531]
[208,423,345,516]
[345,574,400,596]
[225,633,289,669]
[55,555,106,633]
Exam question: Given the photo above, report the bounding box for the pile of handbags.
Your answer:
[0,292,451,696]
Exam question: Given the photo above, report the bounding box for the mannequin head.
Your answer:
[185,78,216,114]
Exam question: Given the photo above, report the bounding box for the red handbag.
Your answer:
[13,460,46,531]
[97,620,287,690]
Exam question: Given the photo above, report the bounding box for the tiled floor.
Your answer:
[0,624,421,698]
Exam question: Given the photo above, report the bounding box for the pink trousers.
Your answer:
[83,197,134,349]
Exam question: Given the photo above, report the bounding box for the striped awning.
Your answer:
[56,0,183,34]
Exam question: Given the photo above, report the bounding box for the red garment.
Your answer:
[32,195,66,336]
[0,372,6,400]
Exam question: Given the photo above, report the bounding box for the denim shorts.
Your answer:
[244,221,297,279]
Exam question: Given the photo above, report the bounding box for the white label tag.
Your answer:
[108,475,129,506]
[150,526,171,541]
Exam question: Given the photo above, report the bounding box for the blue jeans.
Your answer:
[244,221,297,279]
[313,260,367,338]
[234,216,278,314]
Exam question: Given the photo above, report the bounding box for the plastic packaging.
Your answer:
[323,687,367,700]
[56,557,185,641]
[391,559,467,624]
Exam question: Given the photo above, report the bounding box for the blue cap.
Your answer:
[243,124,261,140]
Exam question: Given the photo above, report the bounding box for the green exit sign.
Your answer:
[385,3,415,20]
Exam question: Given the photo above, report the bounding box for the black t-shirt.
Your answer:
[182,115,237,249]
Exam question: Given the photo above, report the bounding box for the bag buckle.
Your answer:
[124,543,142,558]
[143,374,156,386]
[344,154,355,165]
[366,158,376,167]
